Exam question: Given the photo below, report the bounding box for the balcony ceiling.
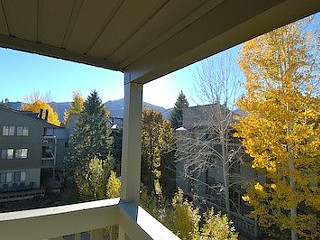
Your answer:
[0,0,319,84]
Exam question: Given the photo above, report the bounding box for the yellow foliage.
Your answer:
[201,208,238,240]
[234,18,320,239]
[106,171,121,199]
[172,188,200,240]
[22,100,60,126]
[75,158,107,200]
[171,189,238,240]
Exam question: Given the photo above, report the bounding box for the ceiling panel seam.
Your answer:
[1,0,13,36]
[37,0,43,43]
[84,0,125,55]
[62,0,84,49]
[120,0,224,70]
[105,0,171,60]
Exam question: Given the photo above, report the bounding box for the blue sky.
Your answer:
[0,45,240,109]
[0,13,318,109]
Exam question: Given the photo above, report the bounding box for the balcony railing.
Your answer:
[41,158,55,167]
[42,136,56,145]
[0,198,180,240]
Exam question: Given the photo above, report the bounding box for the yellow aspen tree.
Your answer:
[234,18,320,239]
[22,100,60,126]
[63,91,84,124]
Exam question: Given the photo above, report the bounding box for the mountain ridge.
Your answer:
[8,99,171,122]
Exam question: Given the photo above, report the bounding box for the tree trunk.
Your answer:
[221,134,230,215]
[289,157,297,240]
[287,110,297,240]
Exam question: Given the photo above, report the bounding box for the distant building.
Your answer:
[175,104,263,239]
[0,105,66,201]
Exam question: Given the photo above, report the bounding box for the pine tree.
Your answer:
[170,91,189,129]
[67,90,113,173]
[234,18,320,239]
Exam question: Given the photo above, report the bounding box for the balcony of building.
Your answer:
[0,1,318,239]
[41,146,56,168]
[42,136,57,146]
[0,198,178,240]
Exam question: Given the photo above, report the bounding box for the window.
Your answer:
[14,171,26,182]
[8,126,15,136]
[21,171,26,181]
[3,126,15,136]
[2,126,8,135]
[230,187,243,213]
[15,149,28,159]
[1,150,6,159]
[17,126,29,136]
[2,149,14,159]
[14,172,20,182]
[6,172,12,182]
[0,173,5,183]
[44,128,54,136]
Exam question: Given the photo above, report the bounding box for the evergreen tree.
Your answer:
[67,90,113,173]
[170,91,189,129]
[235,18,320,239]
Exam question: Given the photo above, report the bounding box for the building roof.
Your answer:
[0,1,318,84]
[0,105,60,128]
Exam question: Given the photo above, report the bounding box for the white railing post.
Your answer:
[119,225,131,240]
[110,226,118,240]
[120,79,143,204]
[74,233,81,240]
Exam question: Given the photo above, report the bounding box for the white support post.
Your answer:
[120,80,143,204]
[90,228,104,240]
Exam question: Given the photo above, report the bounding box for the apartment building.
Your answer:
[175,104,264,238]
[0,105,66,199]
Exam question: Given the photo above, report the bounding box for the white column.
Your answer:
[90,229,104,240]
[120,80,143,204]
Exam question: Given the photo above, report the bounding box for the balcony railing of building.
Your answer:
[0,198,180,240]
[41,158,55,167]
[204,197,258,238]
[42,136,56,145]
